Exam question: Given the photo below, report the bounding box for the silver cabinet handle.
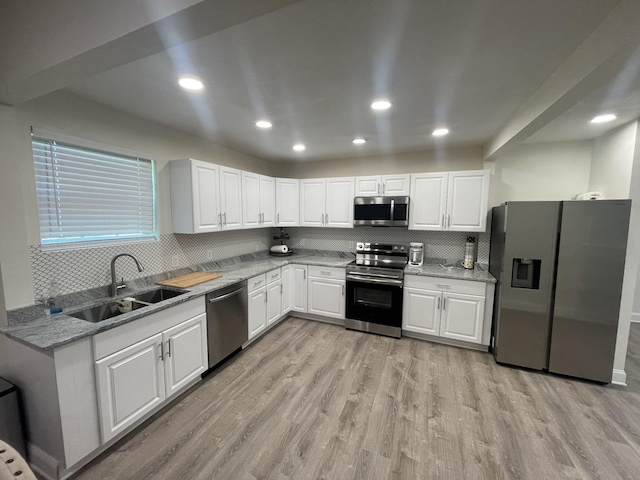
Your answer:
[277,212,280,224]
[325,213,329,224]
[271,274,278,279]
[443,297,446,310]
[166,339,171,358]
[448,214,451,227]
[442,214,445,228]
[265,291,268,303]
[342,284,345,296]
[303,269,306,279]
[261,212,264,223]
[436,284,451,289]
[159,342,164,360]
[321,271,331,276]
[437,297,441,310]
[223,212,227,226]
[382,182,386,194]
[378,182,381,194]
[280,284,283,294]
[219,213,222,227]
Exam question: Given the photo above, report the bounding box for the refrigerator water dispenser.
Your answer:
[511,258,541,289]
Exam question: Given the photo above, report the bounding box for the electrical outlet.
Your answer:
[300,238,305,246]
[347,241,354,249]
[171,255,179,267]
[206,250,214,261]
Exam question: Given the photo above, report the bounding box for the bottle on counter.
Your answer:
[463,236,475,270]
[47,280,63,315]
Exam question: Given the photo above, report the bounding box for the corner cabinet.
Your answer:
[300,177,354,228]
[93,298,207,443]
[170,159,243,233]
[402,275,493,346]
[409,170,489,232]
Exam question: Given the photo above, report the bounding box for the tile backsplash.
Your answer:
[30,230,272,299]
[29,227,490,300]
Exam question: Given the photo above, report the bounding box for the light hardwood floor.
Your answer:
[73,319,640,480]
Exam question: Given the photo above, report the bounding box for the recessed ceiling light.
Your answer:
[256,120,272,129]
[432,128,450,137]
[178,77,204,91]
[353,138,366,145]
[371,99,392,111]
[293,143,306,152]
[590,114,617,124]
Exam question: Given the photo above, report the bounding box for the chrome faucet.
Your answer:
[110,253,144,296]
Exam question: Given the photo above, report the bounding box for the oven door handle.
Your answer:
[347,271,403,279]
[346,275,403,286]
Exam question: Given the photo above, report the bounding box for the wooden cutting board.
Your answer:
[157,272,222,288]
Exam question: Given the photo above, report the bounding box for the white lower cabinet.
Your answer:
[402,275,488,345]
[266,279,283,326]
[281,264,292,314]
[291,265,308,313]
[307,266,345,320]
[247,268,285,340]
[94,302,207,443]
[248,285,267,340]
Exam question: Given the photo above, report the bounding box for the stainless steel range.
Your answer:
[345,242,408,338]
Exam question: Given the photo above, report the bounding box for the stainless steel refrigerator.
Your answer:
[489,200,631,383]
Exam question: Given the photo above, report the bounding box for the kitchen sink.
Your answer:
[68,288,187,323]
[130,288,187,304]
[69,300,148,323]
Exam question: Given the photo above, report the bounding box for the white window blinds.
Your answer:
[33,136,156,246]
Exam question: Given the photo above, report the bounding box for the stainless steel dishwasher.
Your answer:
[206,281,248,368]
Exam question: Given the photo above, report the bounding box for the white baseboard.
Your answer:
[631,312,640,323]
[612,369,627,386]
[28,443,58,480]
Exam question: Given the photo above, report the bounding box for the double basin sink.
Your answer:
[68,288,187,323]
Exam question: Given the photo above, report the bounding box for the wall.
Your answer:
[589,122,637,198]
[484,140,593,208]
[271,146,483,179]
[1,91,277,306]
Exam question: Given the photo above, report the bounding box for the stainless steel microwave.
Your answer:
[353,196,410,227]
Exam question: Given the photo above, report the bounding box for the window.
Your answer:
[32,134,156,247]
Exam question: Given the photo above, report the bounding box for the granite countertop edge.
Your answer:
[1,255,495,352]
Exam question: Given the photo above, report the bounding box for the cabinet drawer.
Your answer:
[248,274,267,293]
[404,275,486,296]
[265,268,281,285]
[307,265,346,280]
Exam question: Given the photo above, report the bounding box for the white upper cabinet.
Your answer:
[446,170,490,232]
[170,159,221,234]
[301,177,354,228]
[219,166,243,230]
[300,179,326,227]
[410,170,489,232]
[276,178,300,226]
[260,175,276,227]
[355,175,410,196]
[325,177,354,228]
[242,172,275,229]
[409,173,448,231]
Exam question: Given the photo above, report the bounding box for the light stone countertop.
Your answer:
[0,252,354,352]
[1,253,494,352]
[404,260,496,283]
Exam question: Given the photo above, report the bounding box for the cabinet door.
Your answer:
[325,177,354,228]
[248,286,267,340]
[163,313,207,399]
[281,265,292,314]
[355,176,381,196]
[276,178,299,226]
[219,166,243,230]
[266,280,283,326]
[409,173,448,231]
[242,171,261,229]
[191,160,221,233]
[95,333,165,442]
[260,175,276,227]
[446,170,490,232]
[440,292,485,344]
[300,179,326,227]
[291,265,308,313]
[382,174,411,196]
[402,288,441,336]
[308,277,345,319]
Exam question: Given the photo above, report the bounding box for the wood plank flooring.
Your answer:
[73,319,640,480]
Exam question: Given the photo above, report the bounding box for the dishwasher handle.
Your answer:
[208,287,244,303]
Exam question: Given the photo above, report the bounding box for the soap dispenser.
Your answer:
[47,280,63,315]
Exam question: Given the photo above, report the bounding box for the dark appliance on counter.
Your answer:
[353,196,410,227]
[489,200,631,383]
[345,242,408,338]
[206,281,248,369]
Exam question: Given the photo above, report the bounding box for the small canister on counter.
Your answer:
[463,236,475,269]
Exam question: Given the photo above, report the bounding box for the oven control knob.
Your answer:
[356,242,364,250]
[364,243,371,250]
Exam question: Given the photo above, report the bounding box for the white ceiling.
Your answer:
[66,0,629,161]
